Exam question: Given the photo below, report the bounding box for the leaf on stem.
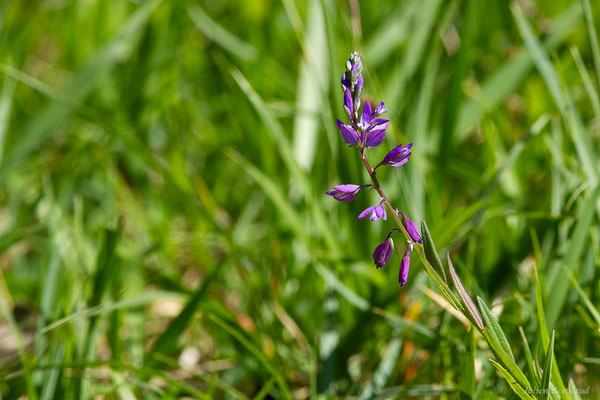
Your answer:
[447,254,484,330]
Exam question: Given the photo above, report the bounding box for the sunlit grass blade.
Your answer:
[291,0,329,171]
[570,46,600,120]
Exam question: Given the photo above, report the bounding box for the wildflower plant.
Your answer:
[327,52,576,400]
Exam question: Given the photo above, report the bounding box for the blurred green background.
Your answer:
[0,0,599,398]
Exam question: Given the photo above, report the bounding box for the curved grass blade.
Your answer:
[519,326,541,387]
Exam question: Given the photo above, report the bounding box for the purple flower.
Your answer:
[336,119,360,146]
[326,184,370,202]
[373,235,394,268]
[359,200,387,221]
[376,143,412,169]
[399,211,422,244]
[399,243,413,287]
[365,119,390,148]
[360,101,372,129]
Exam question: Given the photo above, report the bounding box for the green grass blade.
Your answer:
[187,5,257,62]
[541,331,555,400]
[547,185,600,331]
[421,221,446,282]
[561,264,600,327]
[581,0,600,87]
[459,328,476,399]
[489,360,535,400]
[519,326,541,388]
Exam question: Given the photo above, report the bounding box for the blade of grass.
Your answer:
[207,313,292,400]
[541,331,555,400]
[488,360,535,400]
[459,328,476,399]
[581,0,600,87]
[187,5,258,62]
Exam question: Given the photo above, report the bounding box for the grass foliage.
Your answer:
[0,0,599,398]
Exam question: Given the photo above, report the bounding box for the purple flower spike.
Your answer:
[376,143,413,169]
[373,236,394,269]
[399,211,422,244]
[326,184,370,202]
[359,200,387,221]
[336,119,360,146]
[365,119,390,148]
[399,243,413,287]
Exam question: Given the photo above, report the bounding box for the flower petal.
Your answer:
[358,205,376,219]
[344,89,353,115]
[361,101,372,126]
[365,127,386,148]
[399,243,413,287]
[373,102,387,117]
[399,211,422,243]
[336,119,359,146]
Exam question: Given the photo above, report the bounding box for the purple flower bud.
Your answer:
[399,243,413,287]
[373,102,387,117]
[326,184,370,202]
[359,200,387,221]
[376,143,413,169]
[365,119,390,148]
[399,211,422,244]
[373,236,394,268]
[343,89,353,118]
[336,119,360,146]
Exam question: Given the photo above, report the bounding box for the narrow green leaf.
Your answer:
[421,221,446,282]
[477,296,513,360]
[482,327,531,390]
[447,255,484,330]
[541,331,555,400]
[561,264,600,327]
[519,326,541,388]
[489,360,535,400]
[459,328,476,399]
